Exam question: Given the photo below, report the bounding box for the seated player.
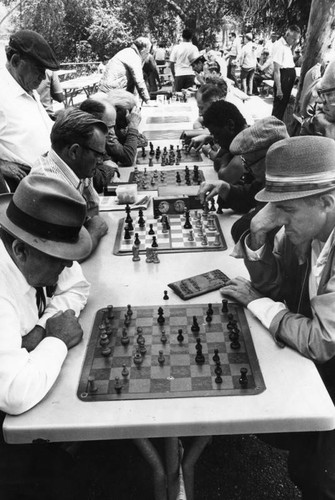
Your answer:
[0,29,58,191]
[80,94,141,167]
[0,175,90,498]
[301,59,335,139]
[30,108,108,260]
[198,116,288,215]
[222,136,335,500]
[191,100,248,184]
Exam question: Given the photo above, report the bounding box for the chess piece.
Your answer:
[107,305,114,320]
[88,375,98,393]
[160,330,167,344]
[124,226,131,240]
[158,350,165,365]
[151,236,158,248]
[121,364,129,377]
[188,230,195,242]
[191,316,200,333]
[214,234,221,247]
[127,304,133,316]
[121,328,130,346]
[134,233,141,246]
[163,290,169,300]
[212,349,220,363]
[177,329,184,343]
[195,338,205,364]
[157,307,165,324]
[207,303,214,316]
[148,224,155,235]
[221,299,228,313]
[99,333,109,347]
[153,250,160,263]
[146,248,154,263]
[132,245,141,262]
[133,349,143,366]
[239,367,248,387]
[114,376,123,394]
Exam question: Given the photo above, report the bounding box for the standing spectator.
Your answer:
[271,25,301,120]
[154,42,166,66]
[0,29,59,191]
[99,37,150,104]
[143,52,161,93]
[253,49,274,95]
[37,69,64,120]
[226,32,241,86]
[239,33,257,96]
[169,28,199,92]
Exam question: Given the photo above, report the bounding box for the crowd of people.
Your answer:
[0,21,335,500]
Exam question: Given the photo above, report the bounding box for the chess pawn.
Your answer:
[88,375,98,393]
[121,364,129,377]
[114,376,123,394]
[121,328,130,346]
[158,350,165,365]
[160,330,168,344]
[239,367,248,387]
[133,349,143,366]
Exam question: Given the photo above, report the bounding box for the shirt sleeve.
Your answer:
[272,41,284,66]
[37,262,90,328]
[106,127,138,166]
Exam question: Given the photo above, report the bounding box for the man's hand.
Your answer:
[220,277,263,307]
[85,215,108,240]
[249,203,280,250]
[45,309,83,349]
[187,134,211,152]
[0,160,29,182]
[102,160,120,179]
[198,180,230,204]
[22,325,45,352]
[276,88,283,100]
[128,107,142,128]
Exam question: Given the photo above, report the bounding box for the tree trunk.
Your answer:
[294,0,335,115]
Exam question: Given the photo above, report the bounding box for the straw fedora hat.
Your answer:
[255,136,335,202]
[0,175,92,260]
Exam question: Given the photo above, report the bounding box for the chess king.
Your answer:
[222,136,335,500]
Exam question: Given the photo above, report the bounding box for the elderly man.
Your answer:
[222,136,335,500]
[271,24,301,120]
[0,175,90,499]
[30,108,108,259]
[0,29,58,191]
[99,37,150,104]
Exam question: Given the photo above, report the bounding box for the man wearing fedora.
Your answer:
[222,136,335,499]
[31,107,109,259]
[0,175,91,499]
[0,29,58,191]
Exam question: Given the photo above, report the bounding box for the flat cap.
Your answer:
[230,117,288,155]
[9,29,59,70]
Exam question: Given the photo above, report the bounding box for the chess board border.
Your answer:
[112,213,228,255]
[77,303,266,402]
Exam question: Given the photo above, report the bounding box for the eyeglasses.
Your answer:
[240,154,266,183]
[80,145,106,159]
[317,89,335,106]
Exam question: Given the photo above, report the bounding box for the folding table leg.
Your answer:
[133,438,167,500]
[164,437,180,500]
[182,436,212,500]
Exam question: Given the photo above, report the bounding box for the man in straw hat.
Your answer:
[222,136,335,499]
[0,174,91,416]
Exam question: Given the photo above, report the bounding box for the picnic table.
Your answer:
[60,73,101,107]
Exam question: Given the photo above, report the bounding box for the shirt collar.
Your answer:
[49,148,81,188]
[312,228,335,279]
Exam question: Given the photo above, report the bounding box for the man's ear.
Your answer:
[10,53,22,68]
[68,143,80,161]
[320,192,335,212]
[11,239,28,264]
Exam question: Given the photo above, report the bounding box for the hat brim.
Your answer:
[255,186,335,203]
[0,194,92,261]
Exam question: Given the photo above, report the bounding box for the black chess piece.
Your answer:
[124,226,131,240]
[163,290,169,300]
[177,329,184,343]
[157,307,165,324]
[148,223,155,235]
[212,349,220,363]
[239,367,248,387]
[183,211,192,230]
[134,233,141,246]
[151,236,158,248]
[191,316,200,333]
[221,299,228,313]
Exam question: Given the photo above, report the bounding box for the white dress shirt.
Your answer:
[272,37,295,69]
[0,67,52,167]
[0,240,90,415]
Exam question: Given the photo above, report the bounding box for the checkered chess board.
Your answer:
[77,303,266,401]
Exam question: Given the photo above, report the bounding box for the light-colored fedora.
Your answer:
[255,136,335,202]
[0,175,92,260]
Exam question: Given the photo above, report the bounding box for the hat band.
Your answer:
[265,179,335,193]
[7,200,81,243]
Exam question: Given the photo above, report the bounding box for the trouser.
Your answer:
[272,67,296,120]
[259,429,335,500]
[227,57,239,87]
[174,75,195,92]
[240,67,255,95]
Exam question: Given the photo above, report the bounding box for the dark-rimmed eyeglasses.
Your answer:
[80,145,106,159]
[317,88,335,106]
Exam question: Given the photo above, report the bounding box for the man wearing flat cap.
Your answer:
[222,136,335,499]
[198,116,288,214]
[0,29,58,191]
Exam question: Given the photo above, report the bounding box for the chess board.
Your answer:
[136,147,203,165]
[77,303,266,401]
[128,167,205,187]
[113,211,227,255]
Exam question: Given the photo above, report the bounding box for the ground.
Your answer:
[73,433,302,499]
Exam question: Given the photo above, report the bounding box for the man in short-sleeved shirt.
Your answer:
[169,28,199,92]
[271,25,300,120]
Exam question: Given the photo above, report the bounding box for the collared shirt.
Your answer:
[239,41,257,70]
[169,42,199,76]
[272,36,295,68]
[229,38,241,58]
[242,227,335,329]
[0,240,90,415]
[31,149,100,217]
[0,66,53,167]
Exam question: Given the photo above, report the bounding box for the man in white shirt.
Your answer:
[31,108,109,259]
[271,25,301,120]
[169,28,199,92]
[0,29,59,191]
[222,136,335,500]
